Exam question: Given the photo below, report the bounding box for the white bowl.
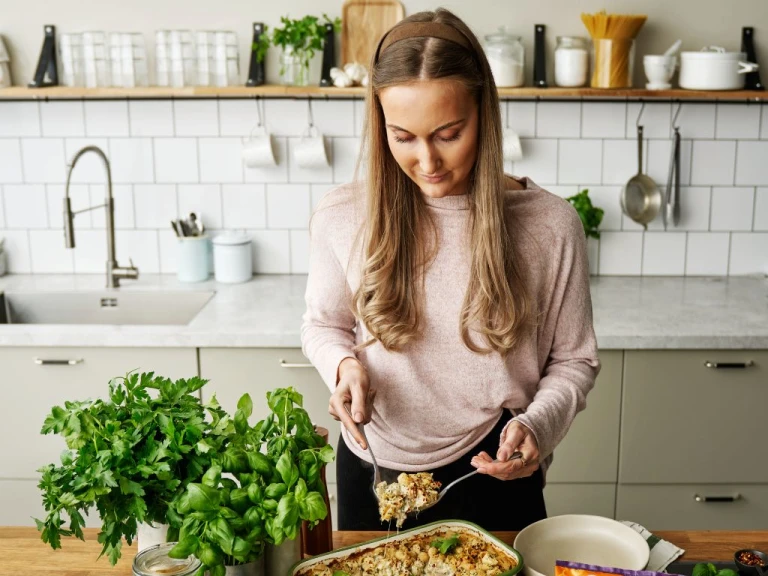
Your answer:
[643,55,676,89]
[513,515,650,576]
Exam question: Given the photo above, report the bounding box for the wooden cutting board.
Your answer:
[341,0,405,67]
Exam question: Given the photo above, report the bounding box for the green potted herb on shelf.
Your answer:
[271,14,341,86]
[566,188,604,239]
[35,372,224,565]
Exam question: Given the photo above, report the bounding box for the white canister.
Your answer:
[213,233,253,283]
[554,36,589,88]
[484,27,525,88]
[679,47,758,90]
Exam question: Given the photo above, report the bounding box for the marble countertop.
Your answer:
[0,274,767,349]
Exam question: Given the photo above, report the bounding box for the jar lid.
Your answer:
[132,543,202,576]
[485,26,521,43]
[213,233,252,246]
[556,36,588,43]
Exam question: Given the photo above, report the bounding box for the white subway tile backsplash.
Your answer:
[109,138,154,184]
[581,103,626,139]
[675,104,716,139]
[675,187,711,231]
[543,185,578,199]
[311,100,355,137]
[115,230,160,273]
[222,184,266,229]
[735,141,768,186]
[29,230,74,273]
[642,232,686,275]
[729,233,768,275]
[63,138,110,184]
[265,99,307,136]
[761,106,768,139]
[516,139,558,184]
[585,186,622,231]
[84,101,130,137]
[219,100,261,137]
[587,237,599,276]
[690,140,736,186]
[178,184,223,230]
[622,211,664,232]
[48,184,91,229]
[602,139,642,186]
[354,100,365,138]
[40,102,85,137]
[133,184,178,229]
[536,103,581,138]
[754,188,768,231]
[686,233,730,276]
[333,138,361,184]
[91,184,135,229]
[22,138,66,184]
[626,103,671,139]
[174,101,219,136]
[646,139,692,186]
[716,104,761,140]
[0,140,23,183]
[199,138,244,183]
[72,229,107,273]
[128,101,174,137]
[311,184,336,210]
[288,137,333,184]
[4,185,47,229]
[0,188,4,227]
[158,229,179,274]
[0,229,31,272]
[0,102,40,137]
[559,139,601,185]
[599,231,643,275]
[711,187,755,231]
[267,184,310,229]
[244,137,289,184]
[249,229,290,273]
[506,102,536,137]
[154,138,199,183]
[290,229,310,274]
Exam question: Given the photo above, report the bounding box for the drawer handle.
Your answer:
[279,359,315,369]
[704,360,754,369]
[694,493,741,503]
[34,358,84,366]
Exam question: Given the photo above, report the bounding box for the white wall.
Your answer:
[1,0,767,88]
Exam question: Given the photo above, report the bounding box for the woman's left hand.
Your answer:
[470,421,540,481]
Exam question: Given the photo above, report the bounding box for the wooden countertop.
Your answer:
[2,527,767,576]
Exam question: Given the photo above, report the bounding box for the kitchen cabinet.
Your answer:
[544,484,616,518]
[0,346,197,527]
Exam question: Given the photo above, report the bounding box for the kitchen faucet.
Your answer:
[63,145,139,288]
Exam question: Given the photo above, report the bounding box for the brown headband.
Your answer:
[374,21,473,62]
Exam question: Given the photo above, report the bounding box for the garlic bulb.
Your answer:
[330,67,344,80]
[333,71,354,88]
[361,72,369,87]
[344,62,367,84]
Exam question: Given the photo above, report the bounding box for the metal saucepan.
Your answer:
[620,124,662,229]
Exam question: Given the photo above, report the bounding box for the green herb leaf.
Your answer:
[187,483,221,512]
[266,483,288,500]
[197,542,223,567]
[229,488,251,514]
[276,453,299,488]
[299,491,327,522]
[247,451,272,476]
[430,535,460,555]
[168,534,199,559]
[693,564,717,576]
[208,518,235,556]
[202,464,222,488]
[276,493,300,530]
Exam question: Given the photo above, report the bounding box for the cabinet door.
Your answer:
[620,350,768,484]
[546,350,622,483]
[199,348,341,484]
[544,483,616,518]
[616,484,768,529]
[0,347,198,479]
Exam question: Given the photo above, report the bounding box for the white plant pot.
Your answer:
[265,537,302,576]
[225,557,265,576]
[137,522,169,552]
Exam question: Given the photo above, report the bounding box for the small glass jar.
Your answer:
[554,36,589,87]
[484,27,525,88]
[133,542,201,576]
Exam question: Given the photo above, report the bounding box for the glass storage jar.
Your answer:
[554,36,589,87]
[133,542,202,576]
[484,27,525,87]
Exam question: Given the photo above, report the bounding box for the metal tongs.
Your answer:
[664,104,682,229]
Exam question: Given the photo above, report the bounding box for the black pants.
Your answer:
[336,410,547,531]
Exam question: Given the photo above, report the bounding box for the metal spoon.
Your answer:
[344,404,381,500]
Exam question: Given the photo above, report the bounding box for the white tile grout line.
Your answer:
[726,231,733,276]
[752,186,758,232]
[733,140,739,186]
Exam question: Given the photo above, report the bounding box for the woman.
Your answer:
[301,8,600,531]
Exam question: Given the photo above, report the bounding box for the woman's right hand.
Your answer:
[328,357,375,449]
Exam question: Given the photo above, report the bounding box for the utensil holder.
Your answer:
[177,235,211,283]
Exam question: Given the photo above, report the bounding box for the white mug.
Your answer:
[503,128,523,162]
[295,125,329,169]
[242,124,276,168]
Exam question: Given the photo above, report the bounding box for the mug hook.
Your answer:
[307,98,315,128]
[636,101,646,127]
[672,102,682,131]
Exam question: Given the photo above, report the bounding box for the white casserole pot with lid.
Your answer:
[679,46,758,90]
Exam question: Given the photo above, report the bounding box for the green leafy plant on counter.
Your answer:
[36,372,222,565]
[566,188,604,240]
[692,563,738,576]
[271,14,341,78]
[168,387,334,576]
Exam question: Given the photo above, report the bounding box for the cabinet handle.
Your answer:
[279,359,315,369]
[704,360,754,369]
[34,358,84,366]
[693,493,741,503]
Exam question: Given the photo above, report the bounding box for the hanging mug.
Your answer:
[242,124,277,168]
[295,125,329,169]
[503,128,523,162]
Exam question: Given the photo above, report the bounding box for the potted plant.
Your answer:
[35,372,223,565]
[168,388,334,576]
[566,188,604,239]
[271,14,341,86]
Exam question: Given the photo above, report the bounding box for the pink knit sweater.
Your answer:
[301,177,600,472]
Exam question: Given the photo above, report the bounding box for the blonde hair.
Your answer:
[352,8,533,356]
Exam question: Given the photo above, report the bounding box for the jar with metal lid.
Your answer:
[484,27,525,87]
[133,542,202,576]
[554,36,589,87]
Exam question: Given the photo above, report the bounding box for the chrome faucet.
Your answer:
[63,145,139,288]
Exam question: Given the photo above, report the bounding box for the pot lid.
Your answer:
[681,46,746,60]
[133,543,202,576]
[213,232,252,246]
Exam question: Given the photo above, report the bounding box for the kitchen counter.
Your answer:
[0,274,767,349]
[2,527,768,575]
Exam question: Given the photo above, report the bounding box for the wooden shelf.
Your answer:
[1,85,767,101]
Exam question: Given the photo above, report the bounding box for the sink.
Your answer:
[0,290,215,325]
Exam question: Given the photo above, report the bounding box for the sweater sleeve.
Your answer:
[511,207,601,461]
[300,204,358,393]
